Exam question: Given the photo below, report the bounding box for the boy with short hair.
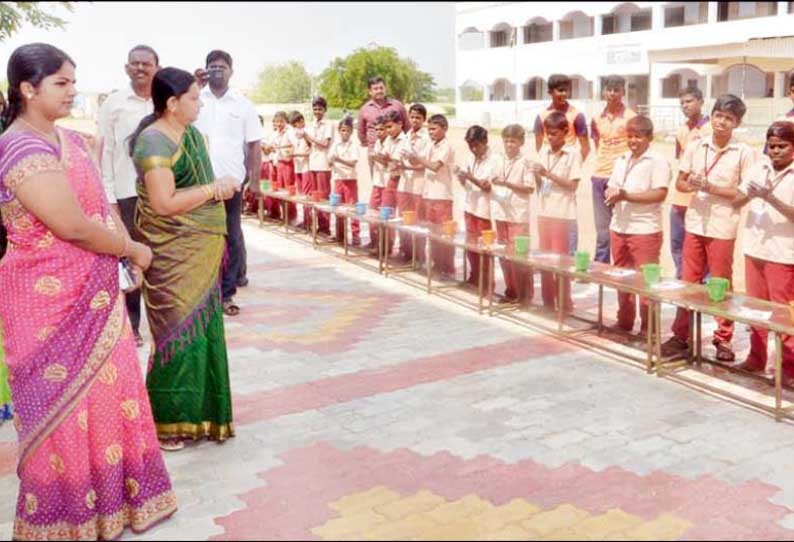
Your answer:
[411,114,456,280]
[662,94,757,361]
[604,115,671,333]
[397,103,431,263]
[454,125,499,291]
[304,96,334,236]
[492,124,534,304]
[591,75,637,264]
[368,116,389,254]
[289,110,312,231]
[382,109,407,257]
[732,121,794,384]
[272,110,297,222]
[532,111,583,312]
[328,116,361,246]
[534,74,590,160]
[670,87,711,278]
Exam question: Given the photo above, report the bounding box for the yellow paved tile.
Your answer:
[362,513,439,541]
[425,494,495,524]
[311,510,388,539]
[418,518,485,541]
[482,522,541,541]
[619,514,694,541]
[520,503,591,536]
[328,485,403,514]
[547,508,645,540]
[374,490,448,521]
[475,498,542,531]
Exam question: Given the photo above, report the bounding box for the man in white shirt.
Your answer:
[97,44,159,346]
[194,50,263,316]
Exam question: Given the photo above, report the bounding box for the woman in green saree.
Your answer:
[129,67,240,451]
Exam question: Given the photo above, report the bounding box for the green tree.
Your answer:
[251,61,312,104]
[317,46,435,109]
[433,87,455,102]
[0,2,75,41]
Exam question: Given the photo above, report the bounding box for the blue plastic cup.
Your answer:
[356,202,367,215]
[329,193,341,207]
[380,206,393,220]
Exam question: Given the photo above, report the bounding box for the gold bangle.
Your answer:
[117,234,129,258]
[201,185,213,200]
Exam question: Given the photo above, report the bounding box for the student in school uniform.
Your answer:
[397,103,431,263]
[533,74,590,256]
[661,94,757,361]
[328,116,361,246]
[381,109,407,257]
[304,96,334,236]
[732,121,794,385]
[454,125,499,291]
[289,110,312,231]
[604,115,671,334]
[531,111,583,313]
[261,118,281,221]
[368,116,389,254]
[273,110,297,222]
[409,114,455,280]
[591,75,637,264]
[491,124,534,304]
[670,86,711,279]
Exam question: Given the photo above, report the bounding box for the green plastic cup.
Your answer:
[641,263,661,286]
[260,180,271,192]
[706,277,730,302]
[514,235,530,254]
[574,251,590,272]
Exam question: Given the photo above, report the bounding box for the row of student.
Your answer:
[254,87,794,381]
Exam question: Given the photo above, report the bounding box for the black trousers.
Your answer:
[117,196,142,335]
[222,183,246,301]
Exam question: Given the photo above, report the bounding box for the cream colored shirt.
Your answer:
[329,139,359,182]
[308,118,334,171]
[386,132,407,184]
[739,158,794,265]
[681,136,757,240]
[400,128,431,196]
[372,138,388,188]
[292,131,310,174]
[607,149,671,235]
[537,145,582,221]
[671,116,711,207]
[97,87,153,203]
[490,153,533,224]
[464,148,500,219]
[422,138,454,201]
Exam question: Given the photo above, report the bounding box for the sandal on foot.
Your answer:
[713,340,735,363]
[159,439,184,452]
[222,301,241,316]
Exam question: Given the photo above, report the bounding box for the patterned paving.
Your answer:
[1,221,794,540]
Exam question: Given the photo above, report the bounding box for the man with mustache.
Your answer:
[97,44,159,347]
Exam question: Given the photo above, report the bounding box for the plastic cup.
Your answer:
[574,251,590,272]
[641,263,662,286]
[380,206,394,220]
[311,190,323,202]
[402,210,416,225]
[706,277,730,302]
[356,202,367,216]
[442,220,456,236]
[287,185,297,196]
[329,193,341,207]
[514,235,530,254]
[260,180,271,192]
[480,229,495,246]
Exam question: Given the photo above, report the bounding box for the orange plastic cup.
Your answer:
[311,190,323,202]
[442,220,456,236]
[402,210,416,225]
[481,229,496,245]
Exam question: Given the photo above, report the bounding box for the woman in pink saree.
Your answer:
[0,44,176,540]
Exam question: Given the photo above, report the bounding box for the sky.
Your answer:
[0,2,456,94]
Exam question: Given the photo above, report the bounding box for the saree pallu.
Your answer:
[0,327,12,423]
[0,129,176,540]
[133,125,234,441]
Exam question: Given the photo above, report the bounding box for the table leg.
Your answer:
[688,309,695,362]
[597,285,604,334]
[384,226,391,276]
[311,206,317,249]
[695,311,702,363]
[655,301,663,376]
[775,332,783,422]
[557,273,565,332]
[646,300,655,374]
[258,193,264,227]
[426,236,432,294]
[488,254,495,316]
[478,252,484,314]
[463,247,468,285]
[283,200,288,233]
[343,214,348,255]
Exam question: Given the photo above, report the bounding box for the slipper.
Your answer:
[134,333,145,348]
[713,340,735,363]
[222,301,241,316]
[159,439,184,452]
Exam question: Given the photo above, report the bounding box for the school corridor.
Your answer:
[3,221,794,540]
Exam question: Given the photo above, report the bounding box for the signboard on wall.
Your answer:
[604,45,643,65]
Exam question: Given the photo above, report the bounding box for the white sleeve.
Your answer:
[96,98,117,204]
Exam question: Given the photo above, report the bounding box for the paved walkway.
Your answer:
[3,222,794,540]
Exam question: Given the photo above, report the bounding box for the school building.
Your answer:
[455,1,794,132]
